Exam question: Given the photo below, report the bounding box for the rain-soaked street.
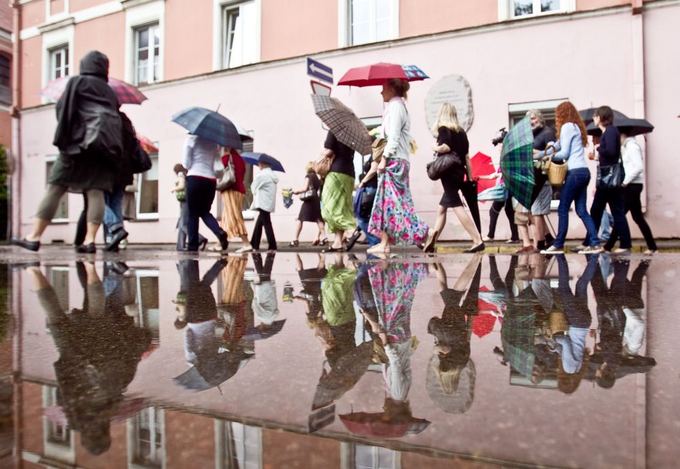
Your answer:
[0,250,678,468]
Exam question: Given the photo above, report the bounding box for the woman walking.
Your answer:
[12,51,121,254]
[540,101,601,254]
[367,79,429,254]
[290,162,326,247]
[319,130,356,251]
[423,103,484,253]
[604,129,657,254]
[589,106,632,254]
[182,134,230,253]
[220,148,251,247]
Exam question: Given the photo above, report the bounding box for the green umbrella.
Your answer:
[500,117,535,209]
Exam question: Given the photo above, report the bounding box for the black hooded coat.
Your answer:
[49,51,122,193]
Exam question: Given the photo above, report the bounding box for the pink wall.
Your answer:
[20,37,42,109]
[73,11,126,79]
[164,0,213,81]
[50,0,66,16]
[69,0,109,13]
[400,0,498,38]
[20,1,44,30]
[0,0,13,32]
[261,0,339,61]
[0,112,11,149]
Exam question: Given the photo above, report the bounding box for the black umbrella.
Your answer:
[586,117,654,137]
[174,346,251,391]
[242,319,286,341]
[579,108,628,125]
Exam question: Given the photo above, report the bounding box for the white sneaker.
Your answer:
[578,246,604,254]
[235,246,254,254]
[540,245,564,255]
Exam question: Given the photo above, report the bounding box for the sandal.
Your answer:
[289,240,299,247]
[312,239,320,246]
[320,238,328,246]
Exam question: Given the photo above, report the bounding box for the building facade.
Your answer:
[10,0,680,243]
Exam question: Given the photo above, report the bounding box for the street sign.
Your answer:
[307,57,333,84]
[310,80,331,96]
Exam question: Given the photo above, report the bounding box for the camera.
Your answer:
[492,127,508,146]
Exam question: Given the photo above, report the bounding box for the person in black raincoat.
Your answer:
[13,50,122,254]
[28,262,151,455]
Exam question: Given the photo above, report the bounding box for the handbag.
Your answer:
[597,162,625,189]
[426,151,463,181]
[300,189,315,201]
[372,138,387,163]
[541,144,567,187]
[314,154,334,178]
[216,156,236,192]
[130,142,152,174]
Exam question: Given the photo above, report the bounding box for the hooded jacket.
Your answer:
[250,167,279,212]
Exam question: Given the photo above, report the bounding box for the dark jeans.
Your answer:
[554,168,600,249]
[104,186,126,237]
[176,201,207,250]
[556,254,595,328]
[461,180,481,234]
[589,185,632,249]
[487,192,519,240]
[605,184,656,251]
[251,209,277,250]
[186,176,226,250]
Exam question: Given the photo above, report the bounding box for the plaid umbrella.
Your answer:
[312,95,372,155]
[172,107,243,149]
[41,76,147,105]
[500,117,535,209]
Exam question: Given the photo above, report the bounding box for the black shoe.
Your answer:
[105,229,128,252]
[345,228,362,251]
[76,243,96,254]
[199,238,208,251]
[464,242,486,253]
[12,238,40,252]
[219,234,229,251]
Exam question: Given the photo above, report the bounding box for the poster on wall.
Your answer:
[424,74,474,134]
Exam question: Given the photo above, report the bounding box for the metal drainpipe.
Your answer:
[9,0,22,240]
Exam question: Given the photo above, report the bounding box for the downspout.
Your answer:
[10,0,21,240]
[630,0,648,213]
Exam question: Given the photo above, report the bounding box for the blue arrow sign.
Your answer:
[307,57,333,85]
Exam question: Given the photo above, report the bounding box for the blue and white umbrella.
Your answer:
[172,106,243,150]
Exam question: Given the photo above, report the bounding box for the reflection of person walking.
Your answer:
[13,51,122,254]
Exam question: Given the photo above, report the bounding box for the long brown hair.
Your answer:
[555,101,588,146]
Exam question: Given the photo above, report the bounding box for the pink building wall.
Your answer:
[72,11,126,79]
[164,0,213,80]
[400,0,498,37]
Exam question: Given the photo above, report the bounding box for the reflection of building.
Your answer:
[10,1,680,243]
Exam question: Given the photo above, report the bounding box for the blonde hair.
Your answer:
[305,161,315,173]
[432,103,462,134]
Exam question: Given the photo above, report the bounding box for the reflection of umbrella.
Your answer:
[172,107,243,149]
[41,76,147,105]
[426,355,476,414]
[242,152,285,172]
[501,310,536,379]
[312,341,373,410]
[586,117,654,137]
[500,117,535,209]
[338,62,428,87]
[137,135,158,154]
[242,319,286,341]
[469,152,497,193]
[471,313,496,338]
[339,402,430,438]
[174,349,250,391]
[579,107,628,125]
[312,95,372,155]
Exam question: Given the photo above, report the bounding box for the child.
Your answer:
[237,160,279,252]
[172,164,207,251]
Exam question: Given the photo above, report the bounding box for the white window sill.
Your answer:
[504,9,573,22]
[133,214,159,221]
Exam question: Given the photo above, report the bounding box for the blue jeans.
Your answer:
[104,187,125,238]
[358,217,380,246]
[554,168,599,248]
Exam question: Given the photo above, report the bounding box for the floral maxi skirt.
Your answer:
[368,159,428,246]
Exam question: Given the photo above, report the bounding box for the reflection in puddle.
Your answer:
[1,253,677,468]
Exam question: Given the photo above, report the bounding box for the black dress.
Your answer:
[298,172,323,222]
[437,126,469,208]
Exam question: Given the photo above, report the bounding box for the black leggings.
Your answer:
[605,184,657,251]
[251,209,277,250]
[186,176,226,250]
[487,193,518,240]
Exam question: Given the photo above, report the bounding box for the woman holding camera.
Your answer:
[539,101,601,254]
[423,103,484,253]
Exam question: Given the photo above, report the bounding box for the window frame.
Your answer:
[48,44,70,81]
[0,54,11,106]
[127,407,165,469]
[124,0,165,86]
[135,151,159,220]
[213,0,262,71]
[339,0,399,47]
[133,22,161,86]
[499,0,575,21]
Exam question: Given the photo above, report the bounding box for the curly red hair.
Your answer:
[555,101,588,146]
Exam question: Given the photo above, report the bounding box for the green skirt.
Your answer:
[321,172,355,233]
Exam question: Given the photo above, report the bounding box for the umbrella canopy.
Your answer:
[338,62,428,87]
[241,152,285,172]
[500,117,535,209]
[242,319,286,341]
[312,95,372,155]
[469,152,498,193]
[579,107,628,126]
[339,410,430,438]
[174,349,251,391]
[172,107,243,150]
[586,117,654,137]
[137,135,158,154]
[41,76,147,105]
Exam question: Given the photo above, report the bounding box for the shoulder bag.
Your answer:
[314,153,334,178]
[540,144,567,187]
[597,161,625,189]
[426,151,463,181]
[216,155,236,192]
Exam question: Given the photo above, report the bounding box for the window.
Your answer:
[216,421,262,469]
[129,407,164,468]
[46,157,68,221]
[126,272,160,346]
[49,45,69,81]
[222,1,258,68]
[42,385,75,464]
[0,55,10,105]
[509,0,567,18]
[136,152,159,219]
[347,444,401,469]
[347,0,396,46]
[134,23,160,85]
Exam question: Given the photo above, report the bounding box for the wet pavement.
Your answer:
[0,249,679,468]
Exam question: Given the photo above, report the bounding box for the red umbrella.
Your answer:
[469,152,498,193]
[338,63,427,87]
[339,412,430,438]
[41,76,147,105]
[471,313,496,338]
[137,135,159,154]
